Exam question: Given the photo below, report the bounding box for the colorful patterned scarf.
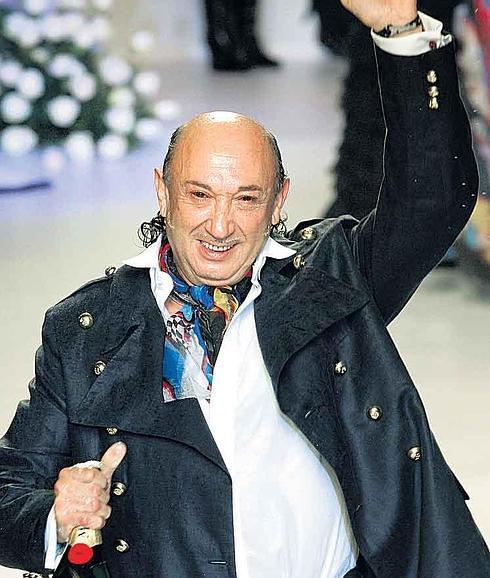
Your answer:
[159,242,251,402]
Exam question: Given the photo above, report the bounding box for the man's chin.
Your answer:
[190,265,247,287]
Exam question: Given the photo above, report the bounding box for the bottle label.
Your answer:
[69,527,103,547]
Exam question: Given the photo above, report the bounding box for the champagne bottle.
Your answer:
[52,527,111,578]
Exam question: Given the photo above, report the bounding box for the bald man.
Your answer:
[0,1,489,577]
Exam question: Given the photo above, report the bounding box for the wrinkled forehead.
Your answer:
[171,122,276,188]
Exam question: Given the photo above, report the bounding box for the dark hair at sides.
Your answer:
[138,124,288,247]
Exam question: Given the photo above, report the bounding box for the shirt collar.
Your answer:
[123,235,296,284]
[123,238,162,269]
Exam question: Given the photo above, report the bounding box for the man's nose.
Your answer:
[206,199,235,240]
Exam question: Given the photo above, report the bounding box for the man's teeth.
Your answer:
[202,241,233,252]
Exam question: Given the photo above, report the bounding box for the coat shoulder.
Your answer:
[44,265,142,327]
[285,214,358,245]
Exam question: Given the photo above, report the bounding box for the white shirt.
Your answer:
[45,14,451,572]
[124,236,358,578]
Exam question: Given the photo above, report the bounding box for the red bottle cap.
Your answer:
[67,543,94,565]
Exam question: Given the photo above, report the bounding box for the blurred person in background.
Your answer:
[204,0,279,70]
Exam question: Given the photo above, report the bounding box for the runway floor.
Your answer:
[0,58,489,576]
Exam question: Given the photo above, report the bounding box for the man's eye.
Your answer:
[191,190,207,199]
[238,195,256,203]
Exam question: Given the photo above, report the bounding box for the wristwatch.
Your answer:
[375,15,422,38]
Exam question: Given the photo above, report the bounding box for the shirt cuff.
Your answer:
[372,12,453,56]
[44,505,67,571]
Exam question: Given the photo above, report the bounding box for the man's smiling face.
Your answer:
[155,112,289,287]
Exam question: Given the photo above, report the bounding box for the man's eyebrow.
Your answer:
[237,184,264,192]
[185,180,213,191]
[185,180,264,193]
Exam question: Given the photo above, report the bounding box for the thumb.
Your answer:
[100,442,127,480]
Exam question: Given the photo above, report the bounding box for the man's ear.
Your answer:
[271,177,290,225]
[154,168,169,217]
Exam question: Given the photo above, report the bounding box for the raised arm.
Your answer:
[341,1,478,322]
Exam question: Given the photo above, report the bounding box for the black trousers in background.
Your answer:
[203,0,260,67]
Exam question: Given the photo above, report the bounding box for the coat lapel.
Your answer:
[255,258,370,389]
[71,266,227,473]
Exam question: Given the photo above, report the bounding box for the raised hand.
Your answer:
[54,442,127,543]
[340,0,418,31]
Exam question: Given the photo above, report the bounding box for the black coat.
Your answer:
[0,44,488,577]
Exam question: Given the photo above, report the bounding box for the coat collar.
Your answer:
[255,254,370,389]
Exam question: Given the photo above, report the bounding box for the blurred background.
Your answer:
[0,0,489,575]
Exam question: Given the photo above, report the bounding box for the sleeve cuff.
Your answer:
[44,505,66,571]
[372,12,453,56]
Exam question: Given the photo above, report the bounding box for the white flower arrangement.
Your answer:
[154,99,182,121]
[91,0,113,11]
[23,0,51,16]
[1,125,38,155]
[0,61,23,88]
[0,0,182,158]
[130,30,155,53]
[92,16,111,43]
[133,71,161,98]
[65,131,95,161]
[104,106,136,134]
[46,95,81,127]
[30,48,50,65]
[99,56,132,86]
[135,118,162,141]
[1,92,32,123]
[108,87,136,108]
[49,54,86,79]
[17,68,45,100]
[68,73,97,101]
[59,0,87,9]
[97,133,128,159]
[41,14,66,42]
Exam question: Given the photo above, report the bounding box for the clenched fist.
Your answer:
[340,0,418,31]
[54,442,127,543]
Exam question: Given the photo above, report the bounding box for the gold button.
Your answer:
[428,86,439,97]
[78,312,94,329]
[407,446,422,461]
[93,360,106,375]
[426,70,437,83]
[300,227,317,241]
[112,481,127,496]
[105,266,116,277]
[334,361,347,375]
[429,97,439,110]
[106,427,118,435]
[114,538,130,553]
[367,406,383,421]
[293,254,305,270]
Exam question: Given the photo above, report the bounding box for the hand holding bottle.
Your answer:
[54,442,127,543]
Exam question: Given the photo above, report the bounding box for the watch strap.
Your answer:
[375,15,422,38]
